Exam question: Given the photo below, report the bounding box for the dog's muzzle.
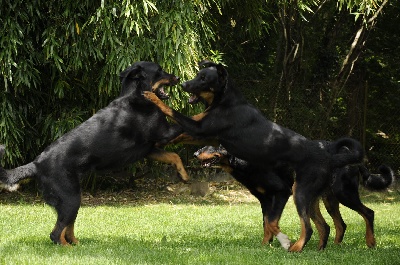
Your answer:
[181,83,201,104]
[154,75,180,100]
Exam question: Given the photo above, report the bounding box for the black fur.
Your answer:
[326,163,394,248]
[144,60,365,251]
[360,164,394,190]
[0,61,189,245]
[195,145,394,249]
[194,145,294,246]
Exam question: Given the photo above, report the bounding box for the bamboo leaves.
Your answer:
[1,0,218,166]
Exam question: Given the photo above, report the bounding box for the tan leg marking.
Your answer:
[262,216,273,244]
[65,224,79,245]
[191,112,208,121]
[288,182,306,252]
[362,214,376,248]
[147,150,189,182]
[59,227,70,246]
[322,196,345,244]
[289,218,307,252]
[143,91,174,117]
[311,200,328,250]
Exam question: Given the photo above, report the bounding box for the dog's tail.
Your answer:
[329,138,364,168]
[0,145,37,191]
[359,164,394,191]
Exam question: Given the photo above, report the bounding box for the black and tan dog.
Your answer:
[195,145,294,249]
[0,61,189,245]
[144,61,366,251]
[194,145,394,249]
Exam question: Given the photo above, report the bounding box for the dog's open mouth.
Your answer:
[155,86,170,100]
[199,156,220,168]
[152,77,180,100]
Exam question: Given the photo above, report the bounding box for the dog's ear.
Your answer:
[198,60,218,68]
[198,60,228,85]
[215,63,228,85]
[119,65,146,82]
[119,65,147,97]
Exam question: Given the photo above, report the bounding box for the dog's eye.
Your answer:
[200,75,206,81]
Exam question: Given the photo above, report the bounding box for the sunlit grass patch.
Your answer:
[1,187,399,265]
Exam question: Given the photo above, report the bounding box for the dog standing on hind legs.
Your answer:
[144,61,368,251]
[0,61,189,246]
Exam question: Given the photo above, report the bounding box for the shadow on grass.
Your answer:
[0,186,259,207]
[1,181,399,207]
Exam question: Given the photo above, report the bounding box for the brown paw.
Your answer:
[366,238,376,248]
[143,91,173,117]
[66,235,79,245]
[179,171,190,183]
[262,230,273,245]
[288,241,304,252]
[143,91,160,103]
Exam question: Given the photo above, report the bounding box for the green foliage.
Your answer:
[0,94,26,164]
[337,0,386,22]
[0,0,220,166]
[1,0,398,172]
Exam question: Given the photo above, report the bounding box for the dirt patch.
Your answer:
[0,179,258,207]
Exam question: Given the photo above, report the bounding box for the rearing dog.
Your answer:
[144,61,365,252]
[0,61,189,245]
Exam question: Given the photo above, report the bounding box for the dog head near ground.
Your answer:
[119,61,180,99]
[181,60,228,107]
[194,145,254,175]
[194,145,229,167]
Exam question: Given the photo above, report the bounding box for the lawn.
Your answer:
[0,184,399,265]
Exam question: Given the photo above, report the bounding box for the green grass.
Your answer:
[1,188,399,265]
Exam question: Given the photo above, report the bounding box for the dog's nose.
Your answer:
[175,76,180,81]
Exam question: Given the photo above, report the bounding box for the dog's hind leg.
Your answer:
[322,192,347,244]
[265,191,292,249]
[49,192,81,246]
[335,190,375,247]
[259,196,274,245]
[289,182,314,252]
[147,148,189,182]
[310,199,330,250]
[65,223,79,245]
[262,216,274,245]
[356,205,375,248]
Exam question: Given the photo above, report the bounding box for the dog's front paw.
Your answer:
[143,91,160,104]
[143,91,174,117]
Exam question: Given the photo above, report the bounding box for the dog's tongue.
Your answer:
[189,94,199,104]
